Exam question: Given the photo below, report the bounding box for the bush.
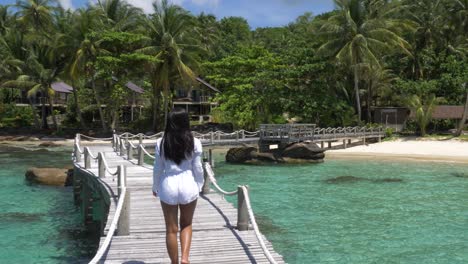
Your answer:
[0,104,35,128]
[385,127,394,138]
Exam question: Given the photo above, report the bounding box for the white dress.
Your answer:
[152,138,204,205]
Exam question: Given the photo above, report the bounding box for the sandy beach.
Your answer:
[328,138,468,164]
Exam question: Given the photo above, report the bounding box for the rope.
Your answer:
[79,134,113,141]
[89,187,127,264]
[141,146,155,159]
[241,186,278,264]
[85,147,98,160]
[204,163,239,196]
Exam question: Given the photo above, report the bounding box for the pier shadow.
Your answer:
[200,194,259,264]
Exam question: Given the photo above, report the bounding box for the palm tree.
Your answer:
[93,0,142,31]
[15,0,57,32]
[456,83,467,136]
[318,0,412,121]
[407,94,437,136]
[142,0,201,130]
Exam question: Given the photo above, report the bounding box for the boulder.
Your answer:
[282,142,325,160]
[39,141,60,147]
[226,147,258,163]
[25,167,73,187]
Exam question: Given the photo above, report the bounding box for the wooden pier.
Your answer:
[73,133,285,264]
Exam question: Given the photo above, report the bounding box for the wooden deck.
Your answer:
[74,144,285,264]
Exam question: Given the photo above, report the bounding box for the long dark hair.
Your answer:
[160,108,194,164]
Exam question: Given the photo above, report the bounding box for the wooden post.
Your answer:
[208,149,214,168]
[98,153,105,178]
[237,186,249,231]
[74,144,82,162]
[139,134,143,145]
[138,145,144,165]
[236,131,239,142]
[120,139,125,156]
[127,143,133,160]
[117,165,130,236]
[84,148,91,169]
[115,135,120,152]
[210,132,214,144]
[217,131,221,140]
[348,139,351,144]
[241,130,245,139]
[202,164,211,194]
[320,141,324,149]
[343,139,347,149]
[363,136,366,145]
[117,188,130,236]
[112,134,116,150]
[328,141,332,148]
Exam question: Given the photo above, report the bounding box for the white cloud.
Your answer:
[190,0,219,7]
[58,0,74,10]
[126,0,155,13]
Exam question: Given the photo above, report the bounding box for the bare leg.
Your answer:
[161,201,179,264]
[179,199,197,264]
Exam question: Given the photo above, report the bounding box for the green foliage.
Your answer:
[0,104,34,127]
[385,127,394,138]
[407,94,437,136]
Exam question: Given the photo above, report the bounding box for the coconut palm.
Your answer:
[93,0,142,31]
[407,94,437,136]
[142,0,201,130]
[15,0,57,32]
[318,0,412,121]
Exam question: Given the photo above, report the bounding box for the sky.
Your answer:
[0,0,335,28]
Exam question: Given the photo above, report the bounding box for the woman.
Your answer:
[152,109,204,264]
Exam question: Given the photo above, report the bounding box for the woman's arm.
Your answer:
[153,140,164,194]
[192,139,205,192]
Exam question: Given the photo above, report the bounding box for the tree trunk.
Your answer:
[48,94,58,129]
[354,67,362,122]
[456,91,468,136]
[163,84,170,129]
[367,80,372,123]
[41,100,48,129]
[71,81,87,129]
[29,98,40,129]
[152,85,161,131]
[91,77,107,131]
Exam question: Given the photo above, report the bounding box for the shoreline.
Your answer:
[327,152,468,164]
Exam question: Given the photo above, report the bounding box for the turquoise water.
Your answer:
[0,144,97,263]
[213,154,468,264]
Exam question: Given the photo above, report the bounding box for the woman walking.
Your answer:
[152,109,204,264]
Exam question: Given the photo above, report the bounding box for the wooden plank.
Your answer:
[74,143,286,264]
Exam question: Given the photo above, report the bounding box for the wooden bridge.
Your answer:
[72,132,285,264]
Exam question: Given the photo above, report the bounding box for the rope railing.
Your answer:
[88,165,129,264]
[240,185,278,264]
[204,162,239,196]
[203,162,277,264]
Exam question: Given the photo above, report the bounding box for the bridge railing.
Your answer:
[108,132,277,263]
[203,162,278,264]
[73,135,131,264]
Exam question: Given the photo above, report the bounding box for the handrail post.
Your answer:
[112,134,116,150]
[236,131,239,142]
[202,163,211,194]
[74,144,82,162]
[120,139,125,156]
[139,134,143,145]
[237,185,249,231]
[138,145,144,165]
[127,143,133,160]
[98,153,105,178]
[210,132,214,144]
[117,165,130,236]
[84,147,91,169]
[241,130,245,139]
[208,149,214,168]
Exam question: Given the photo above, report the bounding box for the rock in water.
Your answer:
[226,147,258,163]
[25,167,73,187]
[325,176,365,184]
[282,142,325,160]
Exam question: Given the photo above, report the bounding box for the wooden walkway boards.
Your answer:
[74,145,285,264]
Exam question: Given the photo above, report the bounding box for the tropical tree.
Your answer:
[456,83,467,136]
[318,0,412,121]
[143,0,201,130]
[15,0,56,32]
[407,94,437,136]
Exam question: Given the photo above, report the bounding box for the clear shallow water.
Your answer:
[0,144,97,264]
[213,153,468,264]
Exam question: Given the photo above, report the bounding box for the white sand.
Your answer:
[327,139,468,163]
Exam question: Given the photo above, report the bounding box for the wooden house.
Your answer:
[173,77,219,122]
